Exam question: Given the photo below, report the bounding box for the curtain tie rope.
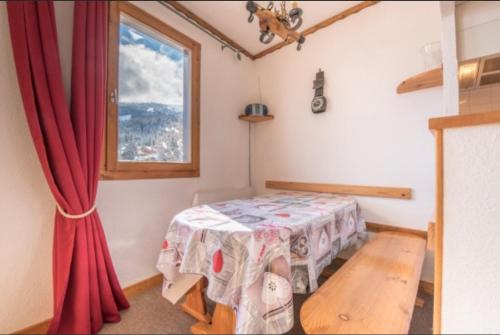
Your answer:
[56,203,96,219]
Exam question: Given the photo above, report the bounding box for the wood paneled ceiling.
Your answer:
[175,1,379,60]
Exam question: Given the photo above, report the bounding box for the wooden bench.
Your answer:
[300,231,426,334]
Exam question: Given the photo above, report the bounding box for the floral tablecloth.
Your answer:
[156,191,366,334]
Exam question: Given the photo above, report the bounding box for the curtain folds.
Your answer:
[7,1,129,333]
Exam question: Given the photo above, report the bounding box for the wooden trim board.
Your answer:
[123,273,164,300]
[366,222,427,239]
[266,180,412,199]
[13,319,51,335]
[167,1,254,60]
[429,110,500,130]
[433,129,444,334]
[253,1,379,59]
[13,274,164,334]
[162,1,379,61]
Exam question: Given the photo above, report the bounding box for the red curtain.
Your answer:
[7,1,129,333]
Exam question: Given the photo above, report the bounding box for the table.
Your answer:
[157,191,366,334]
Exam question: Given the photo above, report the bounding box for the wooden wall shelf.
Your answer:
[397,67,443,94]
[238,115,274,122]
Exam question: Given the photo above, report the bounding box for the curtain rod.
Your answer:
[157,1,244,61]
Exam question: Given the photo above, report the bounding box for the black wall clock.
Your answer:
[311,69,327,113]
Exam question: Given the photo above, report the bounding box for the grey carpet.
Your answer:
[101,259,433,334]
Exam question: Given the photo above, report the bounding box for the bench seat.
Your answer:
[300,231,426,334]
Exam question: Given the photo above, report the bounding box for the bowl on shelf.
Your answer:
[245,103,268,116]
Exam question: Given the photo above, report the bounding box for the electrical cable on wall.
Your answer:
[248,77,265,187]
[158,1,244,60]
[248,77,264,187]
[248,121,252,187]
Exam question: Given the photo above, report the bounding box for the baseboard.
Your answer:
[13,273,164,334]
[14,319,51,335]
[366,222,428,239]
[123,273,163,300]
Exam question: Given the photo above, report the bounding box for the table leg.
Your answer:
[191,303,236,335]
[415,296,425,308]
[180,278,211,323]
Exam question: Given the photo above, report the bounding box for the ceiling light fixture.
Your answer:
[246,1,305,51]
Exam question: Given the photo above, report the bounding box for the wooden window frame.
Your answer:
[101,1,200,180]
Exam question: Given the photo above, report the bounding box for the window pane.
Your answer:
[117,17,190,163]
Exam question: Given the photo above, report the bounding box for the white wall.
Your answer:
[252,1,443,281]
[253,1,442,231]
[442,123,500,333]
[440,1,459,116]
[456,1,500,61]
[0,5,54,332]
[0,1,257,332]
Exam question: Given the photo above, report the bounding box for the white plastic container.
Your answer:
[420,41,442,70]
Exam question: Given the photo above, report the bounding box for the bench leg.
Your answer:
[191,303,236,335]
[180,278,211,323]
[415,296,425,308]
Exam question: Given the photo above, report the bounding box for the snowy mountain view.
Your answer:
[118,102,186,162]
[117,20,189,163]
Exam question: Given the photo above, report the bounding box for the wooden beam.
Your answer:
[397,68,443,94]
[166,1,255,60]
[429,110,500,130]
[253,1,379,60]
[265,180,412,199]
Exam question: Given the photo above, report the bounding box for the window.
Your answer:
[102,2,200,179]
